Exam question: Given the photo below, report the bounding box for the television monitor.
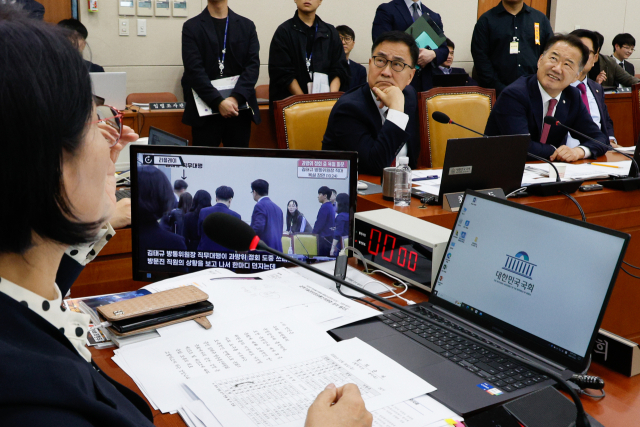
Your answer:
[130,145,358,282]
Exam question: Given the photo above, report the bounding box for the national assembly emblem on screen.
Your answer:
[502,251,536,279]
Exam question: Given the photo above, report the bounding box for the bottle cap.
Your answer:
[397,156,409,165]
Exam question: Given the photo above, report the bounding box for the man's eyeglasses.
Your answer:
[91,105,123,147]
[339,36,353,43]
[371,56,411,72]
[622,45,635,52]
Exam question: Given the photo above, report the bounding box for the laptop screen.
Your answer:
[148,127,189,147]
[130,146,357,282]
[431,191,628,370]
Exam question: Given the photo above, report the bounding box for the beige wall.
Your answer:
[81,0,640,100]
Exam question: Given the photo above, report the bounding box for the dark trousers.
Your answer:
[191,110,252,148]
[317,235,332,257]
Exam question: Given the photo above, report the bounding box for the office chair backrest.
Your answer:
[418,86,496,169]
[274,93,344,150]
[292,233,318,257]
[281,234,293,254]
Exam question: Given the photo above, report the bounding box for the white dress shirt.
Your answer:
[370,89,409,162]
[566,77,600,150]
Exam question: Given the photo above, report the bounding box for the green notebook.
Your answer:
[405,15,447,68]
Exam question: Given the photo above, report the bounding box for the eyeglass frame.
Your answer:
[371,55,413,73]
[339,35,354,43]
[90,104,123,147]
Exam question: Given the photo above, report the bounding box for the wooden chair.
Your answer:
[255,84,269,100]
[126,92,178,105]
[417,86,496,169]
[274,93,344,150]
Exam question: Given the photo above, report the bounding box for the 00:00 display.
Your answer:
[367,229,419,271]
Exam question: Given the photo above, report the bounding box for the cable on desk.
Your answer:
[335,285,386,312]
[560,191,586,222]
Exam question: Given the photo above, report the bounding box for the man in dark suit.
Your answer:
[250,179,283,252]
[432,38,478,86]
[312,186,336,257]
[612,33,636,76]
[198,186,240,252]
[372,0,449,92]
[337,25,367,90]
[322,31,420,175]
[566,30,616,149]
[485,34,610,162]
[181,0,260,148]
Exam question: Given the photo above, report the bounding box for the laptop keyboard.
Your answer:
[115,188,131,201]
[378,308,548,392]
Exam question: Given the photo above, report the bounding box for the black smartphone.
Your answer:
[109,300,214,333]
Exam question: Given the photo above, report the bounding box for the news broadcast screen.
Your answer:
[130,145,357,282]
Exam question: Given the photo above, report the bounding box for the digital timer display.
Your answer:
[354,218,433,287]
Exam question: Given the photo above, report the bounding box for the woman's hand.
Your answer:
[98,122,139,163]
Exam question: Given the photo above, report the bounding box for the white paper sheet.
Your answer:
[192,76,244,117]
[371,394,462,427]
[183,400,223,427]
[522,161,632,185]
[113,311,336,413]
[186,338,436,427]
[312,72,330,94]
[290,260,391,297]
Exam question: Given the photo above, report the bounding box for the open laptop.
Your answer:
[432,73,471,88]
[331,190,629,415]
[148,126,189,147]
[415,135,529,204]
[90,72,127,110]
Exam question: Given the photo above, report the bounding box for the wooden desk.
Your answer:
[604,92,635,146]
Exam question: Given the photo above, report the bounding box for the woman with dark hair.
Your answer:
[0,5,370,427]
[285,200,312,233]
[182,189,212,251]
[330,193,350,256]
[169,191,192,235]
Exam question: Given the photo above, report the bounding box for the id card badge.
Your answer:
[510,41,519,54]
[534,23,540,45]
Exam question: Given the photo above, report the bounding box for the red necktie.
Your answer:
[577,83,590,114]
[540,99,558,145]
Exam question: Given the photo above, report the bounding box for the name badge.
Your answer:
[510,41,519,55]
[534,23,540,45]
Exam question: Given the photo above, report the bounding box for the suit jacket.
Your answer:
[251,197,284,252]
[484,75,610,159]
[198,203,241,252]
[372,0,449,92]
[432,66,478,86]
[322,83,420,175]
[597,54,640,87]
[348,60,368,91]
[613,56,635,76]
[181,8,260,126]
[0,292,154,427]
[588,78,615,139]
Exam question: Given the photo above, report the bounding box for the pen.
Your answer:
[412,175,439,181]
[591,163,620,169]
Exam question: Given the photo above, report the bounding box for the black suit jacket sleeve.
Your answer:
[569,100,610,158]
[229,21,260,106]
[269,26,298,94]
[471,16,506,93]
[182,23,222,108]
[371,4,394,42]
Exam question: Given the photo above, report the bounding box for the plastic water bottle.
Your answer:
[287,245,293,255]
[394,157,411,207]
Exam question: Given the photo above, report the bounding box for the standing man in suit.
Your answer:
[471,0,553,95]
[566,30,616,148]
[432,38,478,86]
[337,25,367,90]
[312,186,336,257]
[485,34,610,162]
[372,0,448,92]
[250,179,283,252]
[612,33,636,76]
[322,31,420,175]
[181,0,260,148]
[268,0,349,106]
[197,186,240,252]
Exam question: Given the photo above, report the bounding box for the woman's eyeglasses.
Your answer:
[91,105,123,147]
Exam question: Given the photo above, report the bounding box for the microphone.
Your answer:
[203,212,591,427]
[433,111,580,196]
[431,111,487,138]
[543,116,640,191]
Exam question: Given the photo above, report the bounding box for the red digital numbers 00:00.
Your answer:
[367,228,418,271]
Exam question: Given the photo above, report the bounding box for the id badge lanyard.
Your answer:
[305,23,319,79]
[218,16,229,77]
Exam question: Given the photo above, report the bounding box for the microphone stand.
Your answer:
[256,240,591,427]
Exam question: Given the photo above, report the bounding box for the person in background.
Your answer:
[330,189,337,208]
[330,193,350,256]
[312,186,336,257]
[1,0,43,19]
[250,179,284,252]
[589,32,639,88]
[432,38,477,85]
[337,25,367,90]
[168,191,192,236]
[268,0,349,107]
[181,0,261,148]
[372,0,449,93]
[172,179,188,206]
[568,30,617,148]
[182,189,212,251]
[612,33,636,76]
[198,186,240,252]
[471,0,553,95]
[57,18,104,72]
[285,200,312,233]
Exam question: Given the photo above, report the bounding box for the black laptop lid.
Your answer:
[148,126,189,147]
[432,73,470,88]
[430,191,629,373]
[438,135,529,201]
